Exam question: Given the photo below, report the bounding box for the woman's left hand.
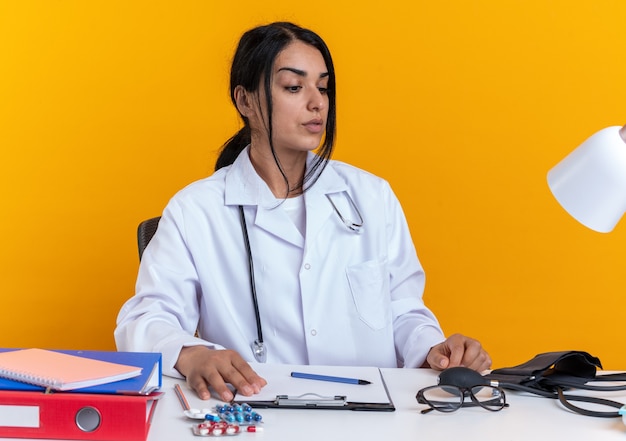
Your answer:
[424,333,492,372]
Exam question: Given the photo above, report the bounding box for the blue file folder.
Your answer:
[0,348,161,395]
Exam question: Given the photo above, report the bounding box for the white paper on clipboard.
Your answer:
[234,363,391,405]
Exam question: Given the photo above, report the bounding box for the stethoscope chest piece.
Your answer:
[252,339,267,363]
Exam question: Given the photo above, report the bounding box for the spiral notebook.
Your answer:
[0,348,142,391]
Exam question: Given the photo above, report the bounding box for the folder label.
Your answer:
[0,404,39,427]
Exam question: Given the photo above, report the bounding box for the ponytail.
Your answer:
[215,125,250,171]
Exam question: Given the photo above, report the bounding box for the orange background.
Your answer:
[1,1,625,369]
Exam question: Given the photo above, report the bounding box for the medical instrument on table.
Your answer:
[175,384,218,420]
[238,191,363,363]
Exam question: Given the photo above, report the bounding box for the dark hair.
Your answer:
[215,22,336,193]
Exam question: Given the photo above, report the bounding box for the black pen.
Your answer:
[290,371,371,385]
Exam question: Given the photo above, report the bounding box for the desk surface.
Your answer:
[3,368,626,441]
[151,368,626,441]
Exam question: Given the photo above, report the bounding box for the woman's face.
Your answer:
[254,41,330,156]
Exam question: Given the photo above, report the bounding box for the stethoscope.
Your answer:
[238,191,364,362]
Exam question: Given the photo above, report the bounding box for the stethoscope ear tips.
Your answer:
[345,220,363,233]
[326,192,363,233]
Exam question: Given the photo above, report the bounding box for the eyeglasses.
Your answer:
[416,384,508,414]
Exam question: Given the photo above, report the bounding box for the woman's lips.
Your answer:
[303,119,324,133]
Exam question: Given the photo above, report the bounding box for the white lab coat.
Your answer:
[115,148,445,377]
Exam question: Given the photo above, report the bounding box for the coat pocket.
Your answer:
[345,259,391,330]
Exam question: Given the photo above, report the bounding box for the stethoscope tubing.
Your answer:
[238,205,266,362]
[237,191,363,363]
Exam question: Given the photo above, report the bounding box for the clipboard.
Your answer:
[232,364,395,411]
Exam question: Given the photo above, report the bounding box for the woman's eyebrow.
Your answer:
[277,67,329,79]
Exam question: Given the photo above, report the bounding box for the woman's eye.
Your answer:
[286,86,301,92]
[318,87,328,95]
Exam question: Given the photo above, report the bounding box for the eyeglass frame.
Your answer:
[416,383,509,414]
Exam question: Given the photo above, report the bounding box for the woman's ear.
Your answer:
[234,85,255,117]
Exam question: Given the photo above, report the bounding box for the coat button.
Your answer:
[304,263,311,270]
[310,329,317,336]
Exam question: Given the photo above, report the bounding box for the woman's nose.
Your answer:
[308,88,326,111]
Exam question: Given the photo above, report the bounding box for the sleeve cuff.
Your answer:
[155,336,224,378]
[401,327,446,368]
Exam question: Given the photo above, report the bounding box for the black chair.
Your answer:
[137,216,161,260]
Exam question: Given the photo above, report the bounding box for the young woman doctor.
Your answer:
[115,22,492,401]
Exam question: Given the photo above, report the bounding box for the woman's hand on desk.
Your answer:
[424,333,492,372]
[174,346,267,401]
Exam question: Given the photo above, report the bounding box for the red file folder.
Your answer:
[0,390,162,441]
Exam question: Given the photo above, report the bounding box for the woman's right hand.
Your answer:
[174,346,267,401]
